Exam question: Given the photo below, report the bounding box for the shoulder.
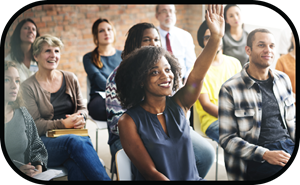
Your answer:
[61,70,79,85]
[19,107,34,123]
[223,55,242,66]
[83,52,92,61]
[173,26,192,37]
[115,49,122,56]
[222,71,243,89]
[21,74,37,89]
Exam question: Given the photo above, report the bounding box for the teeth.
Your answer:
[48,61,56,63]
[159,83,169,87]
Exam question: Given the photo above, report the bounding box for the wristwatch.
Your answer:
[31,161,47,172]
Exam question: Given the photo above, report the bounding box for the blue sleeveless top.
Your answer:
[126,96,201,180]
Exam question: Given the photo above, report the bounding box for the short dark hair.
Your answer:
[121,22,160,59]
[197,20,209,48]
[115,46,181,109]
[247,28,272,48]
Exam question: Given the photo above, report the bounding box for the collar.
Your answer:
[158,26,174,37]
[241,62,277,89]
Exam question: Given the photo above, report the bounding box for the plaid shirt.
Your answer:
[219,63,295,180]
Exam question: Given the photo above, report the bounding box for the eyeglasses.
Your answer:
[203,35,210,41]
[159,9,177,15]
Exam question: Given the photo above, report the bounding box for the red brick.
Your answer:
[41,16,52,22]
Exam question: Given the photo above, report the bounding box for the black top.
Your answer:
[50,74,74,120]
[248,73,290,146]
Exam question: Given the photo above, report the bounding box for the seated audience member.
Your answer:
[194,20,242,142]
[83,18,122,121]
[21,34,110,181]
[106,22,214,178]
[276,33,296,99]
[223,4,249,67]
[115,5,224,180]
[5,18,40,83]
[5,60,47,177]
[219,29,295,181]
[155,4,196,84]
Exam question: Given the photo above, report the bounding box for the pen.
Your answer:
[13,160,38,171]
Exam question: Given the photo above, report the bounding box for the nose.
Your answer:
[10,80,18,89]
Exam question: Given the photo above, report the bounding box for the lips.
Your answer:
[9,92,17,96]
[262,56,272,60]
[47,60,56,63]
[158,81,171,87]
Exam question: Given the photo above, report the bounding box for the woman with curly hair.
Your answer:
[115,5,224,180]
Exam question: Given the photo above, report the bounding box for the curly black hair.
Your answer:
[115,46,182,109]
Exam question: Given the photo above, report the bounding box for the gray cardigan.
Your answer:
[7,107,48,168]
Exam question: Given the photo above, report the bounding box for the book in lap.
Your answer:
[46,129,89,137]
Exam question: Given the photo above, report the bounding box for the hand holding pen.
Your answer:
[13,160,42,177]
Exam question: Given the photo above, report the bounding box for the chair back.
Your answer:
[115,149,132,180]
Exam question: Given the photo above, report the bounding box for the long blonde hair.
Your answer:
[5,60,23,110]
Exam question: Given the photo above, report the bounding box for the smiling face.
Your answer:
[34,43,61,71]
[97,21,115,45]
[246,32,276,69]
[20,21,37,44]
[5,67,20,104]
[144,56,174,97]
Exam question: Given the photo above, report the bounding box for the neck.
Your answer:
[5,102,13,115]
[21,42,32,57]
[230,26,243,35]
[160,25,172,32]
[211,50,223,66]
[141,96,166,114]
[247,62,270,81]
[97,44,115,56]
[36,68,58,82]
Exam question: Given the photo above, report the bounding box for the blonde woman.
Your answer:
[5,60,47,177]
[21,34,110,181]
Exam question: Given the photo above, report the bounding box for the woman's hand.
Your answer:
[205,4,225,39]
[19,163,42,177]
[63,112,86,129]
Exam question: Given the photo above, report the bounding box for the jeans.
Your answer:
[41,134,111,181]
[109,127,215,179]
[246,138,294,181]
[205,120,219,143]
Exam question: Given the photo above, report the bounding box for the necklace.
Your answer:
[157,112,163,116]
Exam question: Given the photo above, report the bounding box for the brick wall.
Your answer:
[4,4,204,99]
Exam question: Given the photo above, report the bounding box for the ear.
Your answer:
[33,55,38,62]
[245,46,251,56]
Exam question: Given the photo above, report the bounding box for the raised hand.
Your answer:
[205,4,225,39]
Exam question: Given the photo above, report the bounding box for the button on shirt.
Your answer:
[158,26,196,79]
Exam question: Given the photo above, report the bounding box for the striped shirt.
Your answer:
[219,63,295,180]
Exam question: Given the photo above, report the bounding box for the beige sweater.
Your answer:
[21,70,88,136]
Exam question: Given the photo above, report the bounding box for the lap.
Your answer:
[246,138,294,181]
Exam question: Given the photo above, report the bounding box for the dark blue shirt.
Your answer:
[83,50,122,95]
[126,96,202,180]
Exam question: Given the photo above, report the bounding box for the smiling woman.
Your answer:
[20,34,110,181]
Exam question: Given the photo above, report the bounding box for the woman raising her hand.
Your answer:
[116,5,224,180]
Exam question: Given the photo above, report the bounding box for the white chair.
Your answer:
[86,77,108,153]
[193,105,219,180]
[115,149,132,181]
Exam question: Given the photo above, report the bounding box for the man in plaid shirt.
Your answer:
[219,29,295,181]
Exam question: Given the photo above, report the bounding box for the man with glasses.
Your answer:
[155,4,196,85]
